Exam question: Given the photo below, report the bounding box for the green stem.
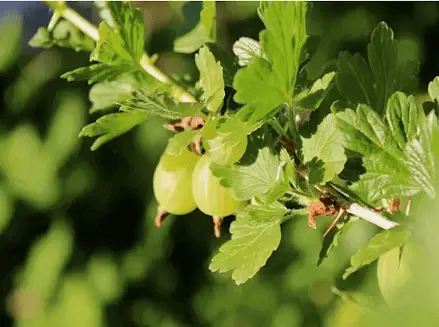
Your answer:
[47,11,61,31]
[268,118,287,137]
[60,5,99,41]
[46,2,197,104]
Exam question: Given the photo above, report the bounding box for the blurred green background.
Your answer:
[0,2,439,327]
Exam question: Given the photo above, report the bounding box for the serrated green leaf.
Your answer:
[367,22,398,114]
[336,22,419,114]
[209,201,292,285]
[258,2,308,99]
[264,182,291,204]
[165,130,200,156]
[89,75,139,113]
[91,2,144,65]
[120,90,204,120]
[107,1,144,60]
[246,201,290,221]
[337,105,415,202]
[91,22,133,65]
[195,46,225,112]
[0,14,22,73]
[233,58,285,122]
[233,37,264,66]
[233,2,308,122]
[336,52,375,108]
[306,157,326,185]
[79,110,149,150]
[211,147,279,201]
[405,111,437,198]
[205,42,238,87]
[174,1,216,54]
[302,114,346,184]
[343,226,409,279]
[61,63,136,84]
[336,100,438,203]
[385,92,420,149]
[293,71,335,110]
[29,21,94,52]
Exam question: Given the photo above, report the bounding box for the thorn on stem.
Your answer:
[212,216,222,238]
[324,208,346,237]
[155,208,168,228]
[406,199,412,216]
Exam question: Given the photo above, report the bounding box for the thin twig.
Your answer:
[347,203,398,230]
[47,2,197,104]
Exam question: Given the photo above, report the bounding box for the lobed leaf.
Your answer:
[91,2,144,65]
[233,2,308,122]
[209,201,294,285]
[120,90,205,120]
[212,147,279,201]
[367,22,398,113]
[61,63,136,84]
[106,1,145,61]
[233,57,285,122]
[336,22,419,114]
[385,92,420,150]
[302,114,347,184]
[336,52,375,108]
[88,75,141,113]
[195,46,225,112]
[343,226,409,279]
[336,97,438,203]
[258,2,308,99]
[174,1,216,54]
[79,110,149,150]
[205,43,238,87]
